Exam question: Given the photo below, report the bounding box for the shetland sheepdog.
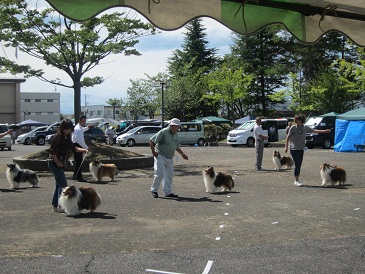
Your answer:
[6,163,39,189]
[89,159,118,182]
[272,151,294,170]
[59,186,101,216]
[202,166,235,193]
[320,163,347,186]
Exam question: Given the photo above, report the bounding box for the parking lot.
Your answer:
[0,144,364,273]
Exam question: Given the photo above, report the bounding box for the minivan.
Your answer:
[178,122,206,146]
[227,118,288,147]
[305,116,336,149]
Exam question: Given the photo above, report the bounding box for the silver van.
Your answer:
[178,122,206,146]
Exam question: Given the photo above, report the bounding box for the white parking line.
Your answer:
[145,260,214,274]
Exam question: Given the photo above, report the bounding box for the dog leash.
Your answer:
[73,152,88,181]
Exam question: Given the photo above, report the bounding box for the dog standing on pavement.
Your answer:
[89,159,118,182]
[6,163,39,189]
[272,151,294,170]
[320,163,347,186]
[203,166,235,193]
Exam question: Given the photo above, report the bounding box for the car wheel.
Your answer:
[246,137,255,147]
[322,139,331,149]
[231,144,238,147]
[24,138,31,145]
[36,136,45,146]
[306,144,314,149]
[7,147,11,151]
[197,138,205,146]
[1,148,3,150]
[127,139,135,147]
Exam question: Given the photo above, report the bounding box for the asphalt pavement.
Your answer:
[0,143,364,273]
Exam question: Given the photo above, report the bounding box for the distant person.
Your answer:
[149,118,188,198]
[72,115,91,182]
[49,120,88,212]
[285,114,330,187]
[116,124,121,133]
[253,117,268,171]
[105,126,115,145]
[269,124,276,142]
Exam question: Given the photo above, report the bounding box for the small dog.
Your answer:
[89,159,118,182]
[320,163,347,186]
[202,166,234,193]
[6,163,39,189]
[59,185,101,216]
[273,151,294,170]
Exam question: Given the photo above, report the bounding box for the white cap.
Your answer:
[169,118,181,126]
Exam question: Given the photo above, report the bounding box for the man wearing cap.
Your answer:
[149,118,188,198]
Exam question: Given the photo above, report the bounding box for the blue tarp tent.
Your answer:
[334,108,365,152]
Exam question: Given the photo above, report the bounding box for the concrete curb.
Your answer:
[13,154,154,171]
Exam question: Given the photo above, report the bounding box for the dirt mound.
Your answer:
[22,143,142,160]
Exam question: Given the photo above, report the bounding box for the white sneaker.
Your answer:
[294,181,303,187]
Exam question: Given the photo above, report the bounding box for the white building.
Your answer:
[21,92,61,124]
[81,105,127,120]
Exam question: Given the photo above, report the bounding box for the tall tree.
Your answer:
[0,0,156,120]
[230,27,290,116]
[167,19,218,119]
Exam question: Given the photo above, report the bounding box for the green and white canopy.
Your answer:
[46,0,365,45]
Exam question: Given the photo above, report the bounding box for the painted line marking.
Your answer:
[227,195,231,197]
[226,203,230,205]
[215,237,221,241]
[271,221,279,224]
[219,224,224,228]
[354,208,360,210]
[202,260,214,274]
[146,260,214,274]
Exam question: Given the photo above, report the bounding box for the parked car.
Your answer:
[116,126,161,147]
[178,122,206,146]
[227,118,288,147]
[0,124,12,150]
[45,126,107,145]
[114,121,161,144]
[16,126,48,145]
[305,115,336,149]
[32,122,61,145]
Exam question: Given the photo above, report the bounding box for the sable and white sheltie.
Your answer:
[59,186,101,216]
[89,159,118,182]
[202,166,235,193]
[272,151,294,170]
[6,163,39,189]
[320,163,347,186]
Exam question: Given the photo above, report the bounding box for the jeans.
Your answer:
[73,143,83,180]
[48,160,68,207]
[290,149,304,177]
[150,155,174,195]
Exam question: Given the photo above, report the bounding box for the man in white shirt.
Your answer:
[72,115,91,182]
[253,117,268,171]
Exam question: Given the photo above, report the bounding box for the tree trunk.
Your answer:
[74,81,82,122]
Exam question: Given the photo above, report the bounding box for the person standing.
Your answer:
[285,114,330,187]
[48,119,88,212]
[72,115,91,182]
[253,117,268,171]
[105,126,115,145]
[149,118,188,198]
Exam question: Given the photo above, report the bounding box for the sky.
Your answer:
[11,4,234,115]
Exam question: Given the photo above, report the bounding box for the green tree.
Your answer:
[230,27,290,116]
[167,19,218,119]
[0,0,156,120]
[105,98,122,120]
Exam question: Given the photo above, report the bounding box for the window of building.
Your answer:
[35,112,41,115]
[47,99,53,102]
[25,99,31,102]
[97,110,102,116]
[35,99,41,102]
[90,111,94,116]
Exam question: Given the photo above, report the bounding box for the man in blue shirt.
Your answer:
[149,118,188,198]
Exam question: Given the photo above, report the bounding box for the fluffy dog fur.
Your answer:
[89,159,118,182]
[273,151,294,170]
[320,163,347,186]
[6,163,39,189]
[202,166,234,193]
[59,186,101,216]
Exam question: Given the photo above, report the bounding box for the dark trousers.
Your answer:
[73,143,83,180]
[290,149,304,177]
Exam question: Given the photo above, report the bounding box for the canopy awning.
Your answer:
[46,0,365,45]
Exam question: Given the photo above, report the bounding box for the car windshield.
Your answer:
[0,125,8,133]
[305,117,323,126]
[126,127,141,134]
[236,121,254,130]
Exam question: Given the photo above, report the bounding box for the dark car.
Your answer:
[32,122,61,145]
[305,116,336,149]
[45,126,107,145]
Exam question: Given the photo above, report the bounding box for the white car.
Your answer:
[16,126,48,145]
[0,124,12,150]
[116,126,161,147]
